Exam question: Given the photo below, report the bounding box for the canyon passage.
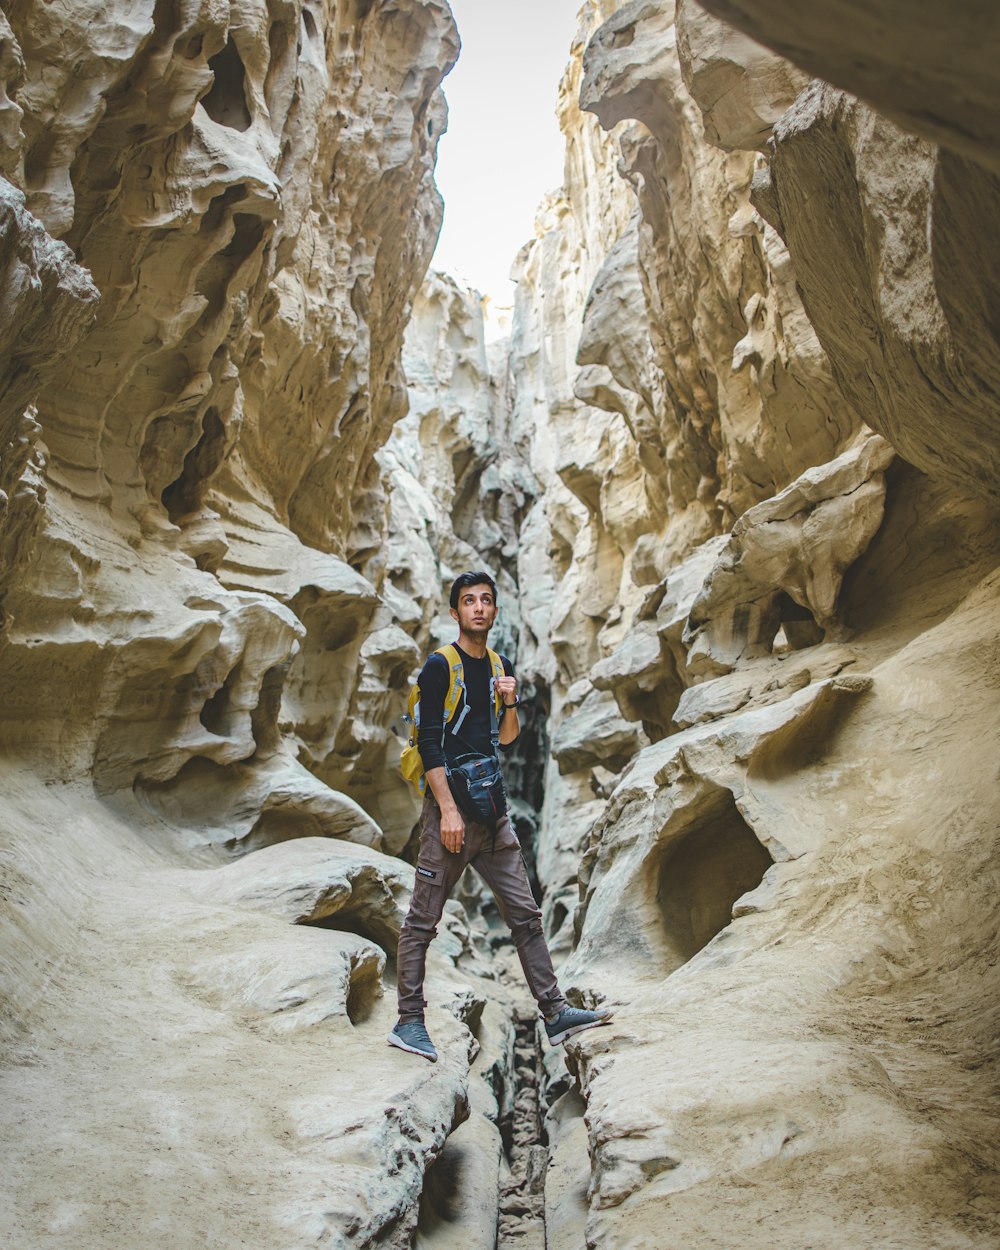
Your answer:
[0,1,998,1248]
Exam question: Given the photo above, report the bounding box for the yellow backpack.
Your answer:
[401,643,506,797]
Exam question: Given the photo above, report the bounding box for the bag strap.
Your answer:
[486,647,505,757]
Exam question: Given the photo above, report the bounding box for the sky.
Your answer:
[431,0,585,308]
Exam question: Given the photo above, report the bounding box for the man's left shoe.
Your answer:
[387,1017,438,1062]
[544,1004,614,1046]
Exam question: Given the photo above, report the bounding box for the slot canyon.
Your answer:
[1,1,998,1247]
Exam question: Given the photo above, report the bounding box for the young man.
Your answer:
[388,570,613,1061]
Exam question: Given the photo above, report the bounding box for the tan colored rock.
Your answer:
[183,835,413,936]
[2,0,1000,1245]
[0,0,459,796]
[561,556,1000,1247]
[756,83,1000,501]
[0,768,509,1250]
[590,617,678,739]
[0,15,24,180]
[138,751,384,858]
[0,180,98,623]
[489,6,1000,1248]
[0,4,516,1247]
[684,431,895,676]
[675,0,809,151]
[188,925,386,1032]
[654,533,730,679]
[693,0,1000,172]
[672,644,859,729]
[562,673,869,995]
[551,682,648,776]
[576,0,857,566]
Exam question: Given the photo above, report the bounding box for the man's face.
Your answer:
[450,584,498,637]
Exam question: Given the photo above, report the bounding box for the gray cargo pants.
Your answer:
[396,796,567,1019]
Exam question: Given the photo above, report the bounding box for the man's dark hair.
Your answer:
[450,570,498,609]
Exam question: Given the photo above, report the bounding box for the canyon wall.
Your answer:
[499,1,1000,1247]
[1,0,998,1247]
[0,3,517,1248]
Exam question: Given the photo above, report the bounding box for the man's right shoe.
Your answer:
[387,1017,438,1062]
[544,1004,614,1045]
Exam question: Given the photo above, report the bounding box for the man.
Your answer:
[388,570,613,1062]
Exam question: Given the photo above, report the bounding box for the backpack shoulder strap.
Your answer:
[485,647,507,755]
[486,647,505,712]
[436,643,463,712]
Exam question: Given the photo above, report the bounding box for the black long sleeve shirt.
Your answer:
[417,645,518,772]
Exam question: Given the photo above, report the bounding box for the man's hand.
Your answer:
[496,674,520,746]
[425,766,465,853]
[439,803,465,854]
[496,675,517,706]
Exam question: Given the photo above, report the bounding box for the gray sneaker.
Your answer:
[544,1004,614,1045]
[387,1017,438,1062]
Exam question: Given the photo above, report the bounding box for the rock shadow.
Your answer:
[656,788,773,966]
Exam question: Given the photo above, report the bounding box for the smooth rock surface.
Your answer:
[693,0,1000,172]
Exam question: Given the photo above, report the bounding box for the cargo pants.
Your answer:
[396,796,567,1019]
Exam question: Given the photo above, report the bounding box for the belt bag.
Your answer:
[446,753,507,832]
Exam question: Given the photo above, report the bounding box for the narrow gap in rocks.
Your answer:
[495,640,556,1246]
[496,986,548,1249]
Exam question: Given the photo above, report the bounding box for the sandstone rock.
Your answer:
[0,14,24,179]
[0,180,98,625]
[0,4,495,1246]
[590,617,679,739]
[684,432,895,676]
[693,0,1000,172]
[385,271,529,633]
[675,0,809,151]
[561,674,870,994]
[672,644,859,729]
[188,924,386,1032]
[562,563,1000,1247]
[0,0,460,800]
[535,769,607,957]
[137,750,384,858]
[756,83,1000,501]
[499,5,1000,1246]
[655,533,731,671]
[184,835,412,939]
[579,0,856,544]
[415,1108,504,1250]
[550,684,647,776]
[3,0,1000,1246]
[0,768,506,1250]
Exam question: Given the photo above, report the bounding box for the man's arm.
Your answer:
[497,657,520,747]
[416,654,465,853]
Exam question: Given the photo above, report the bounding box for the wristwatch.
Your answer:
[501,695,520,710]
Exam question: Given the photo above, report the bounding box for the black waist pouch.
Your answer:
[447,753,507,832]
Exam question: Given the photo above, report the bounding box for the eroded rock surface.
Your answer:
[693,0,1000,171]
[2,0,1000,1247]
[0,2,516,1247]
[486,2,1000,1247]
